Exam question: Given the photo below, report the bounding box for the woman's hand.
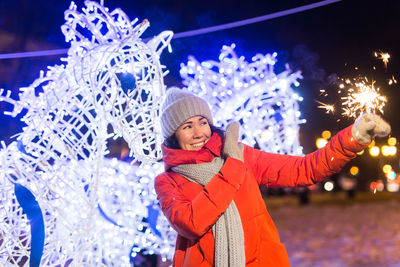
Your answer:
[351,113,391,144]
[223,122,244,161]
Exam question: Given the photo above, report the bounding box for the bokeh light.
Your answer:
[349,166,359,176]
[388,146,397,156]
[376,180,385,192]
[370,181,377,192]
[322,130,331,140]
[324,181,334,192]
[382,145,391,156]
[383,164,393,174]
[388,137,397,146]
[316,138,328,149]
[382,145,397,156]
[369,146,380,157]
[386,171,396,180]
[387,182,399,192]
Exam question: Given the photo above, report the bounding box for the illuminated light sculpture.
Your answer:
[0,1,174,266]
[180,43,304,155]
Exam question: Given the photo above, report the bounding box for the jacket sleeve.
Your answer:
[245,125,367,187]
[154,157,246,240]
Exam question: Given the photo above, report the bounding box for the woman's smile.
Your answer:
[175,116,211,151]
[191,141,206,148]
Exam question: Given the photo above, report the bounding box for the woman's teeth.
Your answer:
[192,142,204,147]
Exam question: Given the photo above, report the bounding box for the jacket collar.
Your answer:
[162,133,222,170]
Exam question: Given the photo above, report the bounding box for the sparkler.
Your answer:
[318,51,392,120]
[341,77,387,118]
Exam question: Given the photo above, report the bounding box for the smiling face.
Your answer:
[175,116,212,151]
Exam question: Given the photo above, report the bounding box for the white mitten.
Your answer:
[351,113,391,144]
[222,122,244,162]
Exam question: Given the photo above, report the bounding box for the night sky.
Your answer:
[0,0,399,165]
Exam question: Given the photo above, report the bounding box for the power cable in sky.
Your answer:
[0,0,341,60]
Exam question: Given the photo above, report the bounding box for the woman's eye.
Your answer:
[183,125,191,130]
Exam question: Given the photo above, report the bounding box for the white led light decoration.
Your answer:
[0,1,174,266]
[180,43,305,155]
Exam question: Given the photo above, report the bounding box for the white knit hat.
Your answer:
[160,87,213,139]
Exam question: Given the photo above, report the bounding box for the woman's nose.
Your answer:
[192,126,202,138]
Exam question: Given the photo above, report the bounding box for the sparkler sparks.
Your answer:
[341,77,387,118]
[315,100,334,114]
[319,89,328,97]
[388,75,397,85]
[374,51,390,69]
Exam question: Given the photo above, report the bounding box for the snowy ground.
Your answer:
[268,193,400,267]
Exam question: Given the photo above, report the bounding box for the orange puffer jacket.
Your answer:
[155,126,366,266]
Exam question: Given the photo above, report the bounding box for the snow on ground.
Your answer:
[268,195,400,267]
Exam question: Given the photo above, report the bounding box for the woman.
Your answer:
[155,88,390,266]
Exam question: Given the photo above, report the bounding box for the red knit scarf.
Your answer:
[161,132,222,170]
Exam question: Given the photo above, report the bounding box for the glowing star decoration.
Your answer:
[340,77,387,118]
[180,44,304,155]
[0,1,173,266]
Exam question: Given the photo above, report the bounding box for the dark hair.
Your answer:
[164,124,224,149]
